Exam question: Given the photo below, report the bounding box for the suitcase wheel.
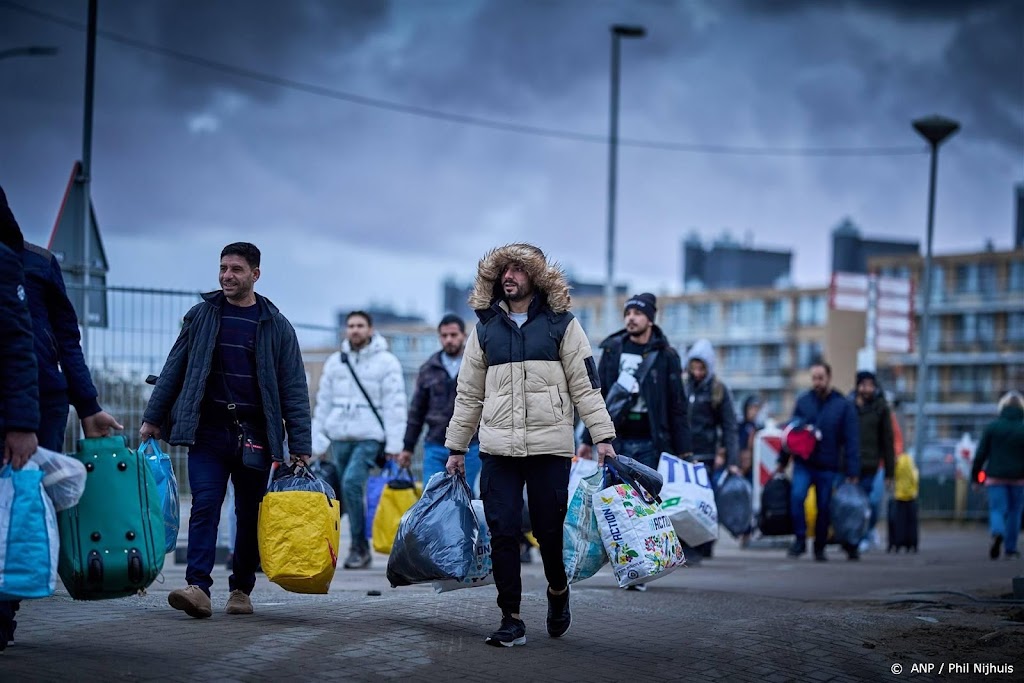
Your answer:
[128,548,144,584]
[87,550,104,588]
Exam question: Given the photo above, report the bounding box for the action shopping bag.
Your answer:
[657,453,718,546]
[386,472,478,587]
[563,467,609,584]
[258,462,341,594]
[593,462,685,588]
[139,438,180,554]
[30,447,87,512]
[432,500,494,593]
[0,463,59,600]
[372,467,422,555]
[715,471,753,539]
[830,482,871,547]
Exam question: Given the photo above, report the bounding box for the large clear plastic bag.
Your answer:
[830,482,871,546]
[29,448,87,512]
[714,472,753,538]
[386,471,478,587]
[139,438,180,554]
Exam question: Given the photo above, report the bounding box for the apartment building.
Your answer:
[871,247,1024,440]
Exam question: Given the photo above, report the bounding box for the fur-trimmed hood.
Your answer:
[468,243,571,314]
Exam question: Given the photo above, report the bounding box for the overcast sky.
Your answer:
[1,0,1021,328]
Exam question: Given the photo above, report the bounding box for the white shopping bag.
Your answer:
[568,456,600,500]
[657,453,719,546]
[431,500,494,593]
[592,479,685,588]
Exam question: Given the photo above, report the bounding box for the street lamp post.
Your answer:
[79,0,98,360]
[911,114,960,469]
[604,24,645,334]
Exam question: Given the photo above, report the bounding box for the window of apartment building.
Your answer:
[576,307,593,335]
[927,265,945,301]
[797,295,826,326]
[1008,312,1024,342]
[879,265,912,280]
[690,302,716,329]
[765,299,783,326]
[796,340,823,368]
[955,313,977,343]
[955,263,978,294]
[977,314,996,345]
[660,302,687,336]
[1009,260,1024,292]
[762,345,783,372]
[978,264,997,296]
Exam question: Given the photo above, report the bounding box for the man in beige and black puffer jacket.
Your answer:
[445,243,617,648]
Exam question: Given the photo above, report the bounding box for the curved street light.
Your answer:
[910,114,960,469]
[604,24,646,334]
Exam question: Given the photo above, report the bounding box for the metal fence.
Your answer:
[64,284,341,495]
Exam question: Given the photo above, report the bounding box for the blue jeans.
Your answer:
[613,438,659,471]
[987,484,1024,554]
[423,442,481,495]
[791,461,837,549]
[186,422,269,596]
[858,469,885,542]
[331,440,381,553]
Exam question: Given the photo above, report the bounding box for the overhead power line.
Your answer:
[1,0,928,158]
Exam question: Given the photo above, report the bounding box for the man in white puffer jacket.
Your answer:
[311,311,407,569]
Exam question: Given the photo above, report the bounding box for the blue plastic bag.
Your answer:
[830,482,871,546]
[386,472,478,587]
[0,463,59,600]
[140,438,180,554]
[714,472,753,538]
[366,461,397,540]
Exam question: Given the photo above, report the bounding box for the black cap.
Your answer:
[624,292,657,322]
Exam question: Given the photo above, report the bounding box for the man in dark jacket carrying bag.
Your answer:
[851,370,895,551]
[578,293,691,469]
[778,361,859,561]
[141,242,311,619]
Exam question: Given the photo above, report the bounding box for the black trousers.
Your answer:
[480,453,570,616]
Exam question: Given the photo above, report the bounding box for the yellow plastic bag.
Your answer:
[258,489,341,594]
[805,485,817,539]
[372,475,422,555]
[894,453,919,502]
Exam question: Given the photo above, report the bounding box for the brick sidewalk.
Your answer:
[4,525,1022,681]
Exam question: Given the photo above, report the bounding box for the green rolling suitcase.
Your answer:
[58,436,166,599]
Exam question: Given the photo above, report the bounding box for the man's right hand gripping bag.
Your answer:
[386,472,479,587]
[58,436,166,600]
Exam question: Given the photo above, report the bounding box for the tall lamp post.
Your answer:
[604,24,645,334]
[911,115,960,469]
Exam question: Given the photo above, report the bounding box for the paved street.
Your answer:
[4,523,1023,682]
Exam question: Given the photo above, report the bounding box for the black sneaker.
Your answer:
[787,539,806,558]
[485,615,527,647]
[343,548,371,569]
[546,586,571,638]
[814,550,828,562]
[990,535,1003,560]
[625,583,648,592]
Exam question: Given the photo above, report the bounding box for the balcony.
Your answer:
[921,290,1024,314]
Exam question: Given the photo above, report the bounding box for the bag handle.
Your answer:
[604,459,659,506]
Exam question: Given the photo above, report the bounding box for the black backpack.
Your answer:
[758,475,793,536]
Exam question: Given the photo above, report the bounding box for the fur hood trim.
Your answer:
[468,243,571,314]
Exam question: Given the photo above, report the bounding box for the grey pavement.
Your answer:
[4,523,1024,682]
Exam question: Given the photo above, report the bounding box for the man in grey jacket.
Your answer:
[141,242,311,619]
[684,338,739,559]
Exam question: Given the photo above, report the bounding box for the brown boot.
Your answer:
[225,590,254,615]
[168,585,213,619]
